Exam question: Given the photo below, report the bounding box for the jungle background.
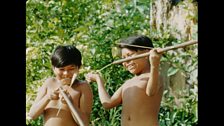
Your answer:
[26,0,198,125]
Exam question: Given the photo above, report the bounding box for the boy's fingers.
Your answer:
[65,89,69,94]
[53,88,60,94]
[155,48,163,54]
[85,74,91,81]
[49,92,59,100]
[86,79,91,83]
[61,97,67,104]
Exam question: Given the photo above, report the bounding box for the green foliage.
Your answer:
[151,34,198,126]
[26,0,197,125]
[159,89,198,126]
[26,116,43,126]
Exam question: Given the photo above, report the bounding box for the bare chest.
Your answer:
[45,85,81,111]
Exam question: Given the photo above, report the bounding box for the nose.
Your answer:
[122,60,130,67]
[63,70,69,75]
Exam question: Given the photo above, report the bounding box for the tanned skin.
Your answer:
[28,65,93,126]
[86,48,163,126]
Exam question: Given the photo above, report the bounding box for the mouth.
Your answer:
[127,64,135,71]
[60,78,71,85]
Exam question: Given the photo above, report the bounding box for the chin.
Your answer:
[129,69,142,75]
[129,69,137,74]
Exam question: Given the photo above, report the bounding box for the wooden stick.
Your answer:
[56,73,77,116]
[56,97,63,116]
[116,43,153,49]
[70,73,77,88]
[112,40,197,64]
[58,87,85,126]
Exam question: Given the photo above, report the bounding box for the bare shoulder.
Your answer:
[76,80,93,93]
[41,77,57,89]
[76,80,93,105]
[33,77,57,102]
[77,80,91,87]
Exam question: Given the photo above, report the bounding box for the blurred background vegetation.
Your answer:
[26,0,197,125]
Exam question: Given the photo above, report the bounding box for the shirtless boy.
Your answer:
[28,45,93,126]
[85,35,164,126]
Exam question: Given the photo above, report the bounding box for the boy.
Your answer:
[85,35,164,126]
[28,45,93,126]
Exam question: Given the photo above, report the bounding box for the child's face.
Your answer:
[121,48,148,75]
[53,64,79,85]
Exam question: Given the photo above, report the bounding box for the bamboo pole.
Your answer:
[58,87,85,126]
[56,73,85,126]
[112,40,197,64]
[57,74,77,116]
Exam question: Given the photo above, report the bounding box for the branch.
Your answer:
[112,40,197,64]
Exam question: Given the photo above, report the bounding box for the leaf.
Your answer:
[167,67,179,77]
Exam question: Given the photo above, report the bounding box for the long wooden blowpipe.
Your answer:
[58,87,85,126]
[112,40,198,64]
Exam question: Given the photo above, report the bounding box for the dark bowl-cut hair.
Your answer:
[51,45,82,68]
[118,35,154,51]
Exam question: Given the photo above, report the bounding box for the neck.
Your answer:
[136,63,150,76]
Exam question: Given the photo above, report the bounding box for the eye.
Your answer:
[59,68,64,71]
[122,53,134,58]
[69,68,75,71]
[127,53,135,57]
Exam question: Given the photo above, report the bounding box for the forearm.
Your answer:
[146,66,160,96]
[28,95,50,119]
[96,76,112,107]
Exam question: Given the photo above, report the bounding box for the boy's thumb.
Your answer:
[54,88,60,93]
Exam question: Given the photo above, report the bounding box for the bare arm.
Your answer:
[79,82,93,125]
[28,81,50,119]
[86,73,122,109]
[146,49,162,96]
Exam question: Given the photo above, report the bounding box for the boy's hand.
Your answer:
[85,72,100,82]
[48,88,60,100]
[58,88,67,104]
[149,48,162,68]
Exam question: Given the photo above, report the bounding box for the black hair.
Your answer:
[51,45,82,68]
[118,35,154,51]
